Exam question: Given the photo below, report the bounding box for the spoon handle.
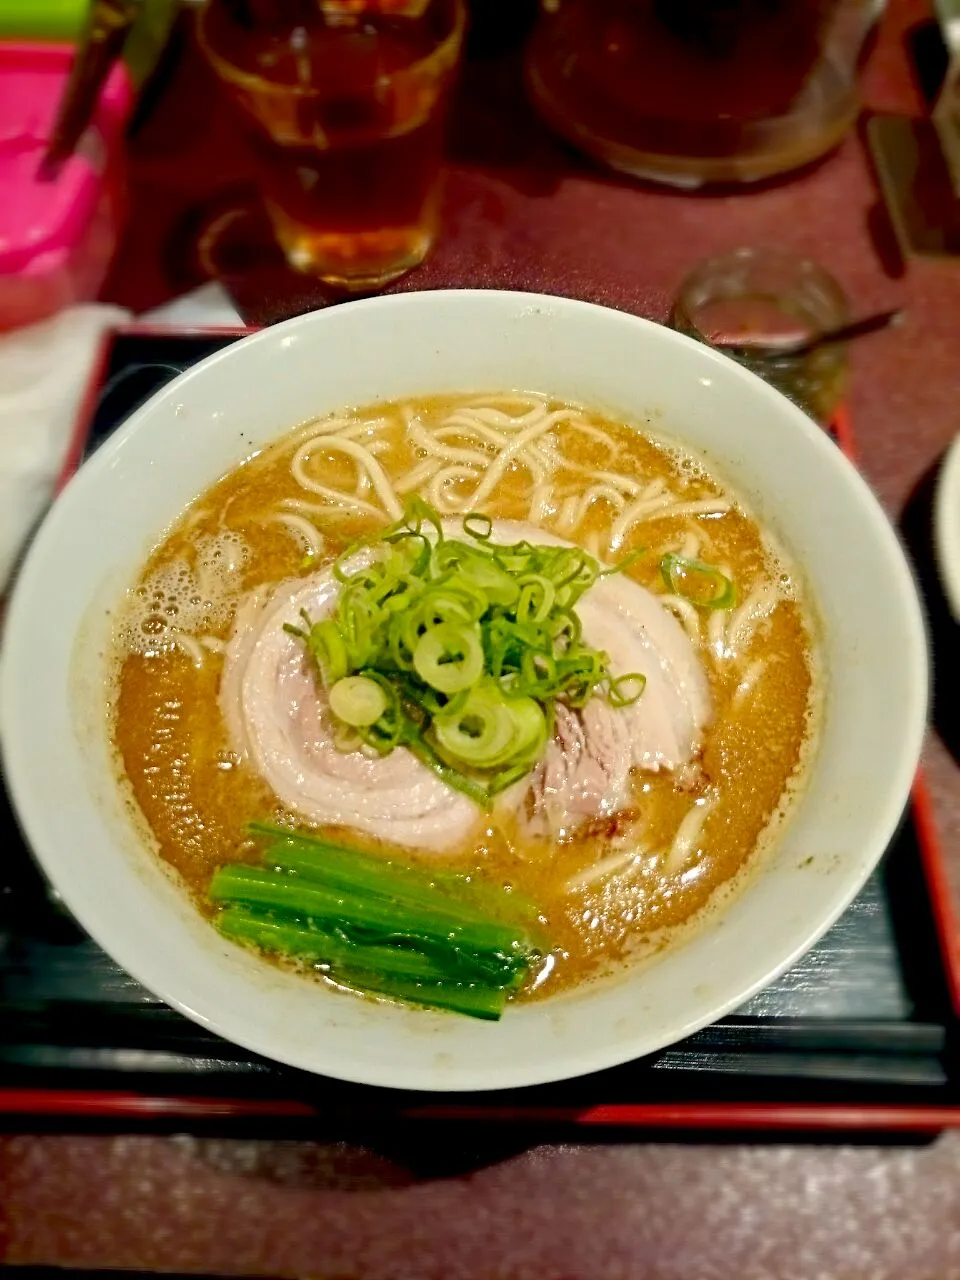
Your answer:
[715,308,903,361]
[785,309,904,358]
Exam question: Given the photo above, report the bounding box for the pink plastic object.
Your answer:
[0,43,133,332]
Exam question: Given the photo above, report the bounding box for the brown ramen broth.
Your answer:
[111,394,818,1003]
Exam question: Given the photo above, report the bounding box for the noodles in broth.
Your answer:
[111,393,818,1014]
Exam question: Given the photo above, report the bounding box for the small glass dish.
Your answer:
[671,246,849,423]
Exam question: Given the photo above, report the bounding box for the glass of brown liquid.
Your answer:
[197,0,466,291]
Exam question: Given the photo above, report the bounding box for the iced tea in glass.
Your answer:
[198,0,466,290]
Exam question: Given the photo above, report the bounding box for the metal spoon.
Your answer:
[715,308,904,361]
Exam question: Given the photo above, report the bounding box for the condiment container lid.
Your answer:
[0,42,132,277]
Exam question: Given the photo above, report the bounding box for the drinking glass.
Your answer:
[197,0,466,291]
[671,246,849,423]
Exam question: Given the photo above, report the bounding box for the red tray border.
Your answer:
[4,331,951,1132]
[0,1091,958,1132]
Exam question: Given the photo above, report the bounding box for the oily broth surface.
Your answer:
[112,395,816,998]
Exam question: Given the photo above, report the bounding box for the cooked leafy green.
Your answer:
[211,823,545,1021]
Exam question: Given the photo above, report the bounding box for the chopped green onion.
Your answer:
[328,675,388,727]
[598,546,646,577]
[660,553,736,610]
[284,614,349,685]
[462,512,493,540]
[288,499,649,798]
[413,622,485,694]
[516,574,556,625]
[607,672,647,707]
[354,671,407,752]
[433,682,544,769]
[406,735,494,808]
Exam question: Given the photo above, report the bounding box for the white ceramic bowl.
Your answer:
[0,291,928,1091]
[935,433,960,623]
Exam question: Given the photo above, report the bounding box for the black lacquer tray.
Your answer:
[1,330,955,1134]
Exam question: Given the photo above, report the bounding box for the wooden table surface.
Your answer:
[3,0,960,1274]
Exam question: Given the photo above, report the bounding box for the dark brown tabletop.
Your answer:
[3,0,960,1273]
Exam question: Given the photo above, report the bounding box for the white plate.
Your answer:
[0,291,928,1092]
[935,433,960,622]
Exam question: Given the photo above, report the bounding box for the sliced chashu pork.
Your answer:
[486,522,712,838]
[218,520,711,852]
[219,557,480,852]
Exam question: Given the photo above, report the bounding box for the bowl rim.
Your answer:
[935,432,960,623]
[0,289,930,1091]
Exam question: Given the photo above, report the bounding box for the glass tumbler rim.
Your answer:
[196,0,468,100]
[672,244,850,340]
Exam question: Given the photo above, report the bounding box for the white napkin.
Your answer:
[138,282,243,329]
[0,304,130,593]
[0,287,247,596]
